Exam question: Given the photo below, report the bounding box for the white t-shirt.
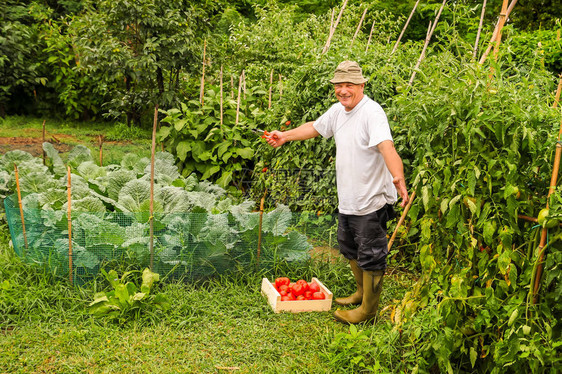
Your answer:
[313,96,397,215]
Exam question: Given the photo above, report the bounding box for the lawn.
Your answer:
[0,223,414,373]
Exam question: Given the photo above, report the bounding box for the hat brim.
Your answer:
[329,78,367,84]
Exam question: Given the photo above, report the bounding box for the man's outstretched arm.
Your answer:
[266,121,320,148]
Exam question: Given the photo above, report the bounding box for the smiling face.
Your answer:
[334,82,365,111]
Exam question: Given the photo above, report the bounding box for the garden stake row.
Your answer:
[13,164,28,252]
[390,0,420,55]
[322,0,348,55]
[350,7,368,49]
[67,165,73,284]
[532,73,562,304]
[472,0,487,60]
[478,0,517,65]
[149,104,158,271]
[408,0,447,87]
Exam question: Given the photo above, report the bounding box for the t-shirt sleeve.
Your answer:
[313,104,338,138]
[367,103,393,148]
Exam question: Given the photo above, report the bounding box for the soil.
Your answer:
[0,136,74,157]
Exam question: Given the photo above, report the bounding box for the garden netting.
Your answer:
[4,194,337,285]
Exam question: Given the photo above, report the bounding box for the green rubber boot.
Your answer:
[334,270,384,324]
[334,260,363,306]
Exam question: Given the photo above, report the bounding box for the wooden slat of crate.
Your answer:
[261,277,333,313]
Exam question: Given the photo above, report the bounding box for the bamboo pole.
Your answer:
[242,70,246,100]
[322,0,348,55]
[268,69,273,109]
[199,39,207,105]
[230,75,235,99]
[473,0,487,60]
[478,0,518,65]
[389,191,416,255]
[67,166,73,284]
[533,74,562,303]
[149,105,158,271]
[256,190,267,268]
[407,0,447,87]
[220,65,224,131]
[492,0,509,60]
[350,7,368,49]
[391,0,421,55]
[235,71,243,126]
[279,74,283,99]
[98,135,103,166]
[42,120,46,165]
[366,19,376,52]
[14,164,28,252]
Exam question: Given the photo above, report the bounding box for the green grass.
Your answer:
[0,222,414,373]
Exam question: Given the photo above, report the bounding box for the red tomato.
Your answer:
[275,277,290,289]
[279,290,288,297]
[296,295,306,301]
[262,167,268,173]
[296,279,309,292]
[308,282,320,293]
[287,293,295,300]
[304,291,313,300]
[312,291,325,300]
[291,283,304,297]
[278,284,289,293]
[285,120,291,126]
[281,295,290,301]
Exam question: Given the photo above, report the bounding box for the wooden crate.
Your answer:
[261,277,333,313]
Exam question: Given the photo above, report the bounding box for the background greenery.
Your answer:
[1,0,562,372]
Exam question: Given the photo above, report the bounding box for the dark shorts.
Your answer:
[337,204,396,271]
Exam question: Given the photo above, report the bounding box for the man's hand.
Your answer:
[392,176,409,208]
[265,130,286,148]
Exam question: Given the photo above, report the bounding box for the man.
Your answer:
[265,61,409,324]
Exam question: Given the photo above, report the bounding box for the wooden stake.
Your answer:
[389,190,416,255]
[242,70,246,100]
[479,0,518,65]
[67,166,73,284]
[257,190,267,268]
[98,135,104,166]
[492,0,509,60]
[14,164,28,252]
[42,120,46,165]
[220,65,224,131]
[149,105,158,271]
[230,74,235,99]
[408,0,447,87]
[532,74,562,304]
[322,0,348,55]
[235,71,243,126]
[268,69,273,109]
[366,19,376,52]
[350,7,368,49]
[279,74,283,99]
[473,0,487,60]
[199,39,207,105]
[391,0,421,55]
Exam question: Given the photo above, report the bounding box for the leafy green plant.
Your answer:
[88,267,170,323]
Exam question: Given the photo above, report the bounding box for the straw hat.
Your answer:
[329,61,367,84]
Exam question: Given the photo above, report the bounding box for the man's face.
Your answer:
[334,82,365,111]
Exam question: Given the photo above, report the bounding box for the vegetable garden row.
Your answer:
[1,0,561,372]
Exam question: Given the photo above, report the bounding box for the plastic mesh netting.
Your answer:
[5,195,337,285]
